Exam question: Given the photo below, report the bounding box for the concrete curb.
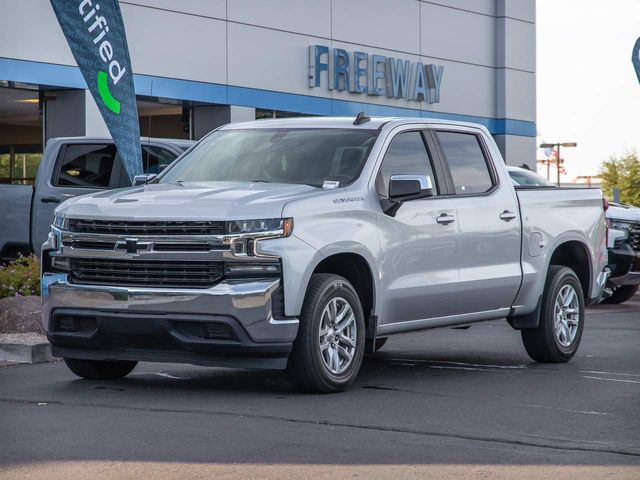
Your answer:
[0,334,55,364]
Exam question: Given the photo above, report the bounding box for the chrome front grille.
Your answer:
[67,219,225,236]
[70,258,224,288]
[63,239,228,253]
[152,242,219,252]
[61,219,232,287]
[629,226,640,250]
[71,240,116,250]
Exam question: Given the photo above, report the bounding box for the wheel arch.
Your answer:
[307,251,378,334]
[509,237,593,330]
[547,239,592,299]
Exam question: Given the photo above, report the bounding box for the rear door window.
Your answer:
[54,144,117,188]
[436,132,494,195]
[54,143,180,188]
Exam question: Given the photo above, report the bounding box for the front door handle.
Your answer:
[40,197,61,204]
[436,213,455,225]
[499,210,517,222]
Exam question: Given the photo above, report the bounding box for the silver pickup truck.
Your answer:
[41,116,609,393]
[0,136,193,262]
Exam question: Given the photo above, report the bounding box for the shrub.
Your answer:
[0,254,40,298]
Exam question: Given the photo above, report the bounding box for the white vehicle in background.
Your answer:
[506,165,556,189]
[507,166,640,304]
[602,202,640,303]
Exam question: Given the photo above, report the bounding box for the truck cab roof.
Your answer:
[220,116,490,134]
[46,136,195,150]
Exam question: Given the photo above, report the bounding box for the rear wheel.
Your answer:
[521,266,584,363]
[601,284,638,304]
[64,358,138,380]
[286,274,365,393]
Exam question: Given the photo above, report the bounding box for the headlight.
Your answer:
[606,219,632,230]
[53,214,66,229]
[225,218,293,257]
[606,219,633,231]
[226,218,293,236]
[606,219,634,242]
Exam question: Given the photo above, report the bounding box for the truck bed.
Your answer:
[513,187,608,313]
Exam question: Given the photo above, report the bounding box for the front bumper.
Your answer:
[42,274,298,370]
[607,243,640,287]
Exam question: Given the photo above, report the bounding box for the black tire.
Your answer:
[601,284,639,304]
[521,266,585,363]
[64,358,137,380]
[286,273,365,393]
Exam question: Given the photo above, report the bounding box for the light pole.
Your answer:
[540,142,577,186]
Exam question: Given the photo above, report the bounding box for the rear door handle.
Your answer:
[499,210,517,222]
[40,197,61,204]
[436,213,455,225]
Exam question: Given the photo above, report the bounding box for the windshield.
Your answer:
[508,168,555,187]
[159,128,379,187]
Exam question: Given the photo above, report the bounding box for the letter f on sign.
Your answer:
[309,45,329,88]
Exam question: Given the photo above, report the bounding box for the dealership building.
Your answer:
[0,0,536,183]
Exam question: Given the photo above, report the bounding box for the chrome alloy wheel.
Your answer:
[554,284,580,347]
[318,297,357,375]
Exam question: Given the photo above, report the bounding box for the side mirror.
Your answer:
[132,173,157,186]
[388,174,434,202]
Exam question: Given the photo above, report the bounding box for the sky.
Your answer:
[536,0,640,180]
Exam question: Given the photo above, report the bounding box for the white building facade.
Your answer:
[0,0,536,183]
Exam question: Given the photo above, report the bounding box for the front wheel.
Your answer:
[521,266,585,363]
[64,358,138,380]
[286,274,365,393]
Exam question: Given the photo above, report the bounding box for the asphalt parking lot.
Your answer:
[1,299,639,480]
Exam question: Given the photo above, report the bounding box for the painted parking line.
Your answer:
[581,370,640,377]
[581,375,640,384]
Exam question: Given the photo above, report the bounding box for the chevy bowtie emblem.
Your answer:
[116,238,153,254]
[126,238,139,254]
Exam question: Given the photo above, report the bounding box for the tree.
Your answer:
[599,150,640,206]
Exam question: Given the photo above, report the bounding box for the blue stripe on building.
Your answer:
[1,57,536,138]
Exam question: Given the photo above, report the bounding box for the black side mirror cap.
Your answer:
[132,173,157,187]
[388,174,434,202]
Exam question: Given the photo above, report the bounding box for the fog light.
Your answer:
[58,317,75,332]
[225,263,281,277]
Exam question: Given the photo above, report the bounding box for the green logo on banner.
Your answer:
[97,70,121,114]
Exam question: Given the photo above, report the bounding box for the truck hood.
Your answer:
[606,203,640,223]
[56,181,321,220]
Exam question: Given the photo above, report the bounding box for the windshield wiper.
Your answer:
[251,179,271,183]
